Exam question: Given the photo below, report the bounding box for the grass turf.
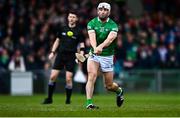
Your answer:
[0,93,180,117]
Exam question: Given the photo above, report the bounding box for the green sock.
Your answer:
[116,87,122,94]
[86,99,93,106]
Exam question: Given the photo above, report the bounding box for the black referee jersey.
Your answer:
[56,25,84,53]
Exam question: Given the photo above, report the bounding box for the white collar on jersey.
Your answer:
[98,17,109,23]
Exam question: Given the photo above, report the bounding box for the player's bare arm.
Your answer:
[97,31,117,51]
[49,37,60,60]
[88,30,97,51]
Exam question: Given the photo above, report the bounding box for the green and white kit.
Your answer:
[87,17,118,56]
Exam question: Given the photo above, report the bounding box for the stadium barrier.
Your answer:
[117,70,180,92]
[0,70,180,95]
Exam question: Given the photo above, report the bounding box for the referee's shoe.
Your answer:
[42,98,52,104]
[116,88,124,107]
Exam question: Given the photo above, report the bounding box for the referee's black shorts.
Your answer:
[52,51,76,73]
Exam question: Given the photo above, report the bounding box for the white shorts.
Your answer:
[88,54,114,72]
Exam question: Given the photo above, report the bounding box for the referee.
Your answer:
[42,11,85,104]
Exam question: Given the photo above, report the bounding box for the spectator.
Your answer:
[0,0,179,71]
[8,49,26,72]
[114,35,126,76]
[25,53,37,71]
[0,48,10,70]
[157,43,168,68]
[166,43,179,68]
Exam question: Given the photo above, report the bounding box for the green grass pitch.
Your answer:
[0,93,180,117]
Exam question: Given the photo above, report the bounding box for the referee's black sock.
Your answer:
[47,82,56,100]
[65,85,72,104]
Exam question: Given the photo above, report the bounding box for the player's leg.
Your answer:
[65,71,73,104]
[103,72,118,91]
[86,57,99,109]
[43,69,60,104]
[103,72,124,107]
[100,56,124,107]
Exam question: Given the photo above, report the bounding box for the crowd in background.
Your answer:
[0,0,180,73]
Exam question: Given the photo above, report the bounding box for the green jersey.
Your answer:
[87,17,118,56]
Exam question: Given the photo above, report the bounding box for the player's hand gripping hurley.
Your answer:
[75,52,93,62]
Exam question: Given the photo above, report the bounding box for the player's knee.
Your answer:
[50,74,58,81]
[88,72,97,83]
[88,72,97,79]
[66,73,73,79]
[66,78,72,84]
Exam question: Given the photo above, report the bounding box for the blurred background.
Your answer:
[0,0,180,95]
